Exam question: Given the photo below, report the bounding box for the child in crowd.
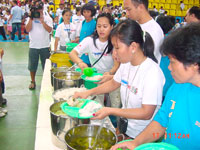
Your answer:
[120,11,126,21]
[49,7,55,19]
[53,16,58,30]
[5,9,11,39]
[78,3,96,66]
[54,9,79,51]
[0,48,7,118]
[114,13,119,24]
[0,14,7,40]
[72,7,84,30]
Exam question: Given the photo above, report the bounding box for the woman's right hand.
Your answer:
[78,62,88,71]
[110,140,137,150]
[73,90,91,99]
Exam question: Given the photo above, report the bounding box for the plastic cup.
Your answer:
[83,67,94,77]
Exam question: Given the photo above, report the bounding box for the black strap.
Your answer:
[92,45,108,67]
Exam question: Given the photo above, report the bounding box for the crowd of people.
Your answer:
[0,0,200,149]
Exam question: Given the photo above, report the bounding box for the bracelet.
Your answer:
[109,71,113,75]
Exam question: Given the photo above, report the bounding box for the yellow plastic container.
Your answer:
[50,53,73,68]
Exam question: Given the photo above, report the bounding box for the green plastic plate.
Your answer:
[60,99,100,119]
[135,142,179,150]
[81,73,103,82]
[116,142,179,150]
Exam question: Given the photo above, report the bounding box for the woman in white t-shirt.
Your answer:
[72,7,85,31]
[70,13,121,108]
[74,19,165,139]
[54,9,79,51]
[69,13,119,75]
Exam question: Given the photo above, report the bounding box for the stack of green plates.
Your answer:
[81,73,102,89]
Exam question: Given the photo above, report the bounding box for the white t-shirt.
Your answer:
[72,15,85,29]
[56,8,63,20]
[159,9,165,14]
[120,16,126,21]
[114,58,165,138]
[21,5,26,14]
[74,37,114,74]
[154,8,158,12]
[44,3,49,12]
[140,19,164,64]
[55,22,79,46]
[25,4,30,13]
[27,11,53,48]
[0,18,4,26]
[180,3,185,10]
[5,14,12,26]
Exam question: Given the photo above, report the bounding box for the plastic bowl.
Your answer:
[66,43,78,53]
[81,73,103,89]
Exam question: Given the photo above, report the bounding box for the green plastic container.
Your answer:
[135,142,179,150]
[116,141,179,150]
[66,43,78,53]
[60,99,100,119]
[75,67,97,73]
[81,73,103,89]
[53,30,56,37]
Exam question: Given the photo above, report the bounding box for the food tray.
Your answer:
[60,99,99,119]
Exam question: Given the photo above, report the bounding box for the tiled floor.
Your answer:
[0,42,42,150]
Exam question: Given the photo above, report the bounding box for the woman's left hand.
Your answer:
[91,107,111,120]
[96,74,113,84]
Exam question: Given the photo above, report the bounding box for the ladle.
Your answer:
[89,119,105,149]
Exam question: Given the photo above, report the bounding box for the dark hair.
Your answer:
[92,13,115,54]
[76,7,81,13]
[161,23,200,73]
[12,0,18,4]
[62,8,72,16]
[81,3,96,17]
[131,0,148,10]
[188,6,200,20]
[111,19,157,63]
[156,15,175,34]
[6,9,11,13]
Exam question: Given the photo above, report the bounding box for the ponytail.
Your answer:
[111,19,157,63]
[143,32,158,63]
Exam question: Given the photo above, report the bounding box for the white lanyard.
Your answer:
[125,64,141,108]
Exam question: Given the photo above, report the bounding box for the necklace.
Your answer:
[124,63,141,108]
[64,23,71,41]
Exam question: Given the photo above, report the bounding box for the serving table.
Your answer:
[34,59,115,150]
